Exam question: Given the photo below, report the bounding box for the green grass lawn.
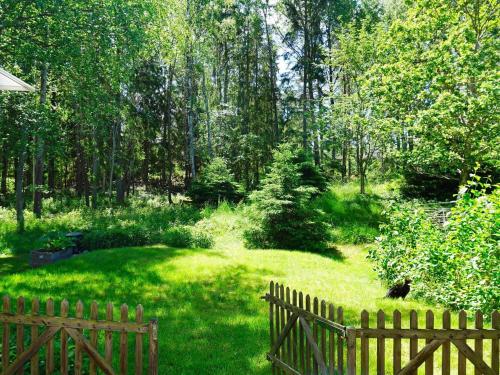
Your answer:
[0,187,486,373]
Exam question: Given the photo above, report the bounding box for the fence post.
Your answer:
[149,318,159,375]
[346,326,356,375]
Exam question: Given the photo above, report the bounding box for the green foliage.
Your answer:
[82,226,152,251]
[163,226,214,249]
[188,157,243,206]
[370,177,499,312]
[37,232,75,253]
[244,144,330,251]
[294,151,328,193]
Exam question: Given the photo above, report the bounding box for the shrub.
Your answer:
[294,151,328,193]
[163,227,193,248]
[81,226,151,251]
[187,157,243,206]
[370,176,499,312]
[244,143,331,251]
[163,226,214,249]
[38,231,75,252]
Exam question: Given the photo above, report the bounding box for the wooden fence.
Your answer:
[263,281,500,375]
[0,296,158,375]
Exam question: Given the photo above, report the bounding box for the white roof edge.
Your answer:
[0,67,36,92]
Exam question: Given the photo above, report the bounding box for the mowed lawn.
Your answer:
[0,237,443,374]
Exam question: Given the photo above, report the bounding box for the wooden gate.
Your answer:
[1,295,158,375]
[264,281,500,375]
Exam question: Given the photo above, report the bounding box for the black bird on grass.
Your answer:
[385,279,411,299]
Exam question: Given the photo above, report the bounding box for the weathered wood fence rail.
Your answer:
[0,296,158,375]
[264,281,500,375]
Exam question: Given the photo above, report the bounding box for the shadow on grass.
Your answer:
[0,246,274,374]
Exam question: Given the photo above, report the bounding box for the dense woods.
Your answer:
[1,0,498,232]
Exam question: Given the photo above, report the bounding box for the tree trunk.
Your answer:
[1,142,8,200]
[15,128,28,233]
[91,126,99,209]
[33,62,48,218]
[202,67,213,158]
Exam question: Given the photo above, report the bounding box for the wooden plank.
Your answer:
[313,297,319,374]
[286,287,292,367]
[458,310,467,375]
[4,327,60,375]
[267,354,301,375]
[452,339,495,375]
[299,316,328,375]
[75,300,84,375]
[16,297,25,375]
[60,300,69,375]
[269,313,299,356]
[135,305,144,375]
[65,327,116,375]
[425,310,434,375]
[320,300,327,375]
[305,295,311,375]
[377,310,385,375]
[89,301,99,375]
[393,310,401,374]
[328,304,334,375]
[492,311,499,374]
[275,284,282,375]
[292,290,298,370]
[105,303,114,367]
[46,299,55,375]
[354,327,499,340]
[0,313,148,333]
[346,327,356,375]
[269,282,276,375]
[337,307,344,375]
[298,292,305,374]
[441,310,450,375]
[2,295,10,372]
[474,311,483,375]
[398,339,446,375]
[31,298,40,375]
[120,304,128,375]
[360,310,369,375]
[409,310,418,375]
[148,318,158,375]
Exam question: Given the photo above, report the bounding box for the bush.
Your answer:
[81,226,151,251]
[244,143,331,251]
[370,176,499,312]
[163,226,214,249]
[38,231,75,252]
[294,151,328,193]
[188,157,244,206]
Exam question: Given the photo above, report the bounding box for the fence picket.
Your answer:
[425,310,434,375]
[458,310,467,375]
[46,298,55,375]
[475,311,483,375]
[89,301,99,375]
[305,295,311,375]
[16,297,25,375]
[148,318,159,375]
[409,310,418,375]
[377,310,385,375]
[360,310,369,375]
[31,298,40,375]
[337,306,344,375]
[313,297,319,374]
[292,290,298,370]
[493,311,499,374]
[105,302,114,366]
[299,292,305,374]
[442,310,451,375]
[60,300,69,375]
[320,300,326,375]
[275,283,282,375]
[120,304,129,375]
[280,285,286,373]
[393,310,401,374]
[270,281,276,375]
[328,304,335,375]
[286,287,292,367]
[2,295,10,372]
[74,300,84,375]
[135,305,144,375]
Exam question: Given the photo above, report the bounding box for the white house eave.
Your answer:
[0,67,35,92]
